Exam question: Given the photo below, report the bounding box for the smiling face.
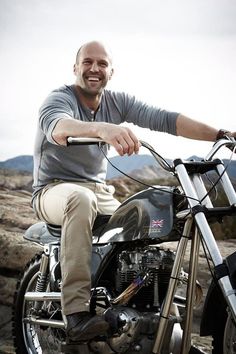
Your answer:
[74,41,114,97]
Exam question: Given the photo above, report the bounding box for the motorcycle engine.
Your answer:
[115,246,175,310]
[90,247,180,354]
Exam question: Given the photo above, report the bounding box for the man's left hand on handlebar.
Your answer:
[215,129,236,152]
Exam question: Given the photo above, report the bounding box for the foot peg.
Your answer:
[189,345,208,354]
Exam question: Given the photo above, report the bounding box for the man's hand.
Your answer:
[52,119,140,155]
[215,129,236,152]
[97,123,140,156]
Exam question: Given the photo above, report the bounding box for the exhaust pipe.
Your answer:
[24,316,65,329]
[25,291,61,301]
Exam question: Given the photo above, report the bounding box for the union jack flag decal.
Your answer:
[151,219,164,228]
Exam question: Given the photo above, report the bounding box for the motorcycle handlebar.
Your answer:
[205,135,236,161]
[67,137,104,145]
[67,136,236,171]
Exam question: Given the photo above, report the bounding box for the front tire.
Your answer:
[223,312,236,353]
[211,304,236,354]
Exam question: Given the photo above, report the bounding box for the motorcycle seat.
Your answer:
[47,214,111,237]
[24,214,111,245]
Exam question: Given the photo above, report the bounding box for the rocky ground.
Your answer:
[0,170,235,353]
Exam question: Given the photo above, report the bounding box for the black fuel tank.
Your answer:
[97,186,179,243]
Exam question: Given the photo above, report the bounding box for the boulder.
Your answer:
[0,229,41,272]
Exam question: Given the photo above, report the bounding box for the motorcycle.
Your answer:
[12,136,236,354]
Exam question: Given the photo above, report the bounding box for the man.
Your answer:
[33,40,235,342]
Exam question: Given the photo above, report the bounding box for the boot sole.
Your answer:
[68,321,109,341]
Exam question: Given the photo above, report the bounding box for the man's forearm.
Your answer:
[176,114,218,141]
[51,118,140,156]
[52,119,101,145]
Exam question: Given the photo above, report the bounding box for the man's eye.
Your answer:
[99,62,108,68]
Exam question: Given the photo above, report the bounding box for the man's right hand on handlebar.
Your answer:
[96,122,140,156]
[52,119,140,156]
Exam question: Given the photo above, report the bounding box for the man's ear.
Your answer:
[73,63,78,75]
[109,68,114,80]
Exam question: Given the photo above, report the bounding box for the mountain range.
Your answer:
[0,154,163,179]
[0,154,236,181]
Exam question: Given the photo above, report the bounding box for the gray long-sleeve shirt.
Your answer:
[33,84,179,200]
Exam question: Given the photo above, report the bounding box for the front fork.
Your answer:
[153,162,236,353]
[152,217,201,354]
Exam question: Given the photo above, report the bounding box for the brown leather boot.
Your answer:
[66,311,109,341]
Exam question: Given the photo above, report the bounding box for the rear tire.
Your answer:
[13,254,41,353]
[12,253,65,354]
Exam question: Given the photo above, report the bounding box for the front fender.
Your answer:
[200,280,227,336]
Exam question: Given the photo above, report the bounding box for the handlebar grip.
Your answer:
[67,137,105,145]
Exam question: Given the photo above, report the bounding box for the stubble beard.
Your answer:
[80,76,107,98]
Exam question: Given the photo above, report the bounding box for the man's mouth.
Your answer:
[87,76,101,82]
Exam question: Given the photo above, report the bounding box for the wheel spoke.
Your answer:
[14,255,65,354]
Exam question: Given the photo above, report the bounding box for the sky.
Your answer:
[1,0,236,162]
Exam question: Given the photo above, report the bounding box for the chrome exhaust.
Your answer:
[25,291,188,307]
[25,291,61,301]
[23,316,65,329]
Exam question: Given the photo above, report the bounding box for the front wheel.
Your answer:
[12,254,65,354]
[223,312,236,353]
[211,306,236,354]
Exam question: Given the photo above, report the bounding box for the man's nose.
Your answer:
[90,62,99,72]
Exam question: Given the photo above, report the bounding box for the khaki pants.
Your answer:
[34,181,120,315]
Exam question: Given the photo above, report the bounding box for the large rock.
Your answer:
[0,182,41,307]
[0,275,17,306]
[0,187,41,275]
[0,229,41,272]
[0,169,33,191]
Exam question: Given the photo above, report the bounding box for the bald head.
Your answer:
[75,41,113,66]
[73,40,114,97]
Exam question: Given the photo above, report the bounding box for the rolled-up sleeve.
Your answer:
[39,91,74,144]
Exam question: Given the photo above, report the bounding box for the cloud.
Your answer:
[1,0,236,41]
